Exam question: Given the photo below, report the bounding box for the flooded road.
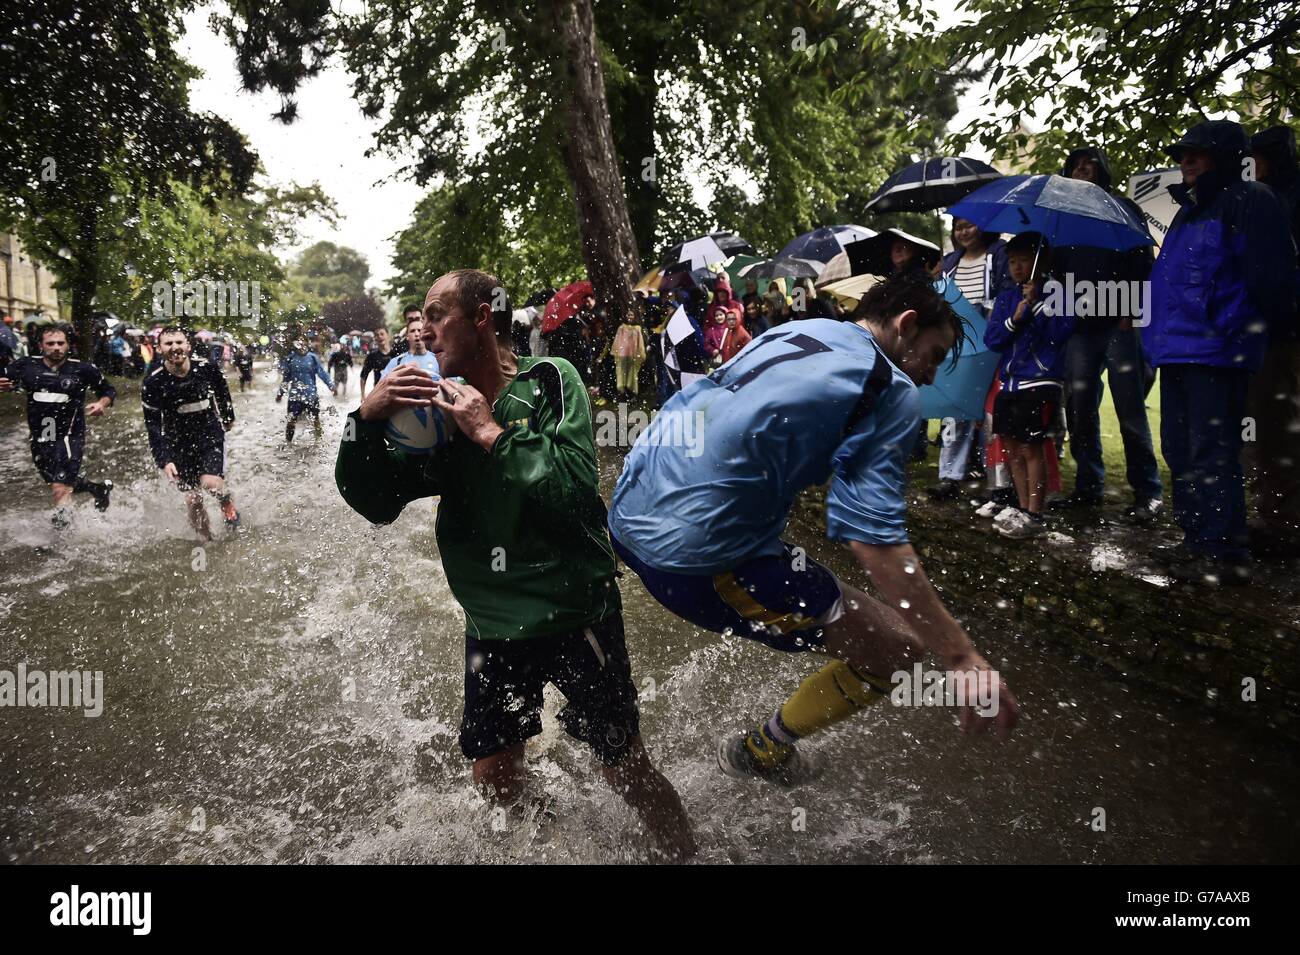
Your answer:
[2,366,1297,863]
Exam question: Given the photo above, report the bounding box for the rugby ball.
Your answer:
[385,402,457,454]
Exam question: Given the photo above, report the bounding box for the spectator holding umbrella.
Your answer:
[1245,125,1300,558]
[929,219,1013,499]
[1051,146,1163,523]
[1144,120,1298,585]
[983,233,1075,538]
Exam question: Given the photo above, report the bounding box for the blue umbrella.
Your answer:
[776,225,874,265]
[865,157,1003,213]
[917,279,1001,421]
[946,174,1154,251]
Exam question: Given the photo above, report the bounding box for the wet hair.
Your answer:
[442,268,512,339]
[405,313,424,329]
[852,269,969,366]
[39,324,69,342]
[402,303,423,317]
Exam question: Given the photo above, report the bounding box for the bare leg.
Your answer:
[472,744,529,802]
[186,491,212,541]
[51,483,74,508]
[1022,443,1047,513]
[601,737,697,861]
[821,579,924,679]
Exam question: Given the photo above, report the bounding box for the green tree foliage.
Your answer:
[320,294,386,336]
[279,241,372,316]
[942,0,1300,177]
[93,178,335,332]
[0,0,258,349]
[214,1,969,301]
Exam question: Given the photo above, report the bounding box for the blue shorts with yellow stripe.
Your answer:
[611,535,844,652]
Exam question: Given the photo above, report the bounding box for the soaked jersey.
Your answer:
[278,351,333,402]
[609,319,920,574]
[4,356,116,442]
[359,348,394,387]
[337,356,620,641]
[141,357,234,467]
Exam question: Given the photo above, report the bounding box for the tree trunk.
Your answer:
[71,199,98,360]
[544,0,642,326]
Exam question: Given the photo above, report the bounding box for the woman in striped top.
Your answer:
[926,220,1015,501]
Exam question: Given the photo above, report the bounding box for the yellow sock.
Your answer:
[743,659,889,768]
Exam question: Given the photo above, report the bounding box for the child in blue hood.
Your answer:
[984,232,1075,538]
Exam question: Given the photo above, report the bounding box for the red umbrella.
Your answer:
[541,280,593,335]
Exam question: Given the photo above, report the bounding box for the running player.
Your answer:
[328,343,353,397]
[607,270,1020,783]
[336,269,695,859]
[0,324,115,525]
[141,326,241,540]
[276,339,333,443]
[358,325,396,399]
[380,315,440,378]
[234,344,255,392]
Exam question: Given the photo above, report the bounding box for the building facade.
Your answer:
[1,232,62,322]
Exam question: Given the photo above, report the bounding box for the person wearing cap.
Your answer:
[1244,126,1300,558]
[1051,146,1163,523]
[1144,119,1299,585]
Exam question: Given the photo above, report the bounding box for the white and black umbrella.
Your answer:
[661,231,756,271]
[864,157,1003,214]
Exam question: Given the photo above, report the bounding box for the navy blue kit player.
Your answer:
[141,326,241,540]
[0,324,115,526]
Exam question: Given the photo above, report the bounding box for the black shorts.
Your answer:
[287,399,319,418]
[174,443,225,490]
[993,386,1061,444]
[31,433,83,484]
[460,613,640,767]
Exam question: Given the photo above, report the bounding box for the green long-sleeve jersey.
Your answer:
[335,356,621,640]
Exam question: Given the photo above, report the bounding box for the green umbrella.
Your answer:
[721,254,764,291]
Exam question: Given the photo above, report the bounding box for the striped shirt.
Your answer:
[952,258,988,308]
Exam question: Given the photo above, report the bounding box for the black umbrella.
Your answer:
[846,229,942,275]
[864,157,1003,214]
[658,261,718,293]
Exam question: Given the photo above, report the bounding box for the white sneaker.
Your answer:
[994,506,1024,526]
[974,500,1000,518]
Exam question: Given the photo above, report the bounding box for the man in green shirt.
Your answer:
[336,268,695,859]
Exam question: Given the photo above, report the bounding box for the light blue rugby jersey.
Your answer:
[609,318,920,574]
[380,351,441,378]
